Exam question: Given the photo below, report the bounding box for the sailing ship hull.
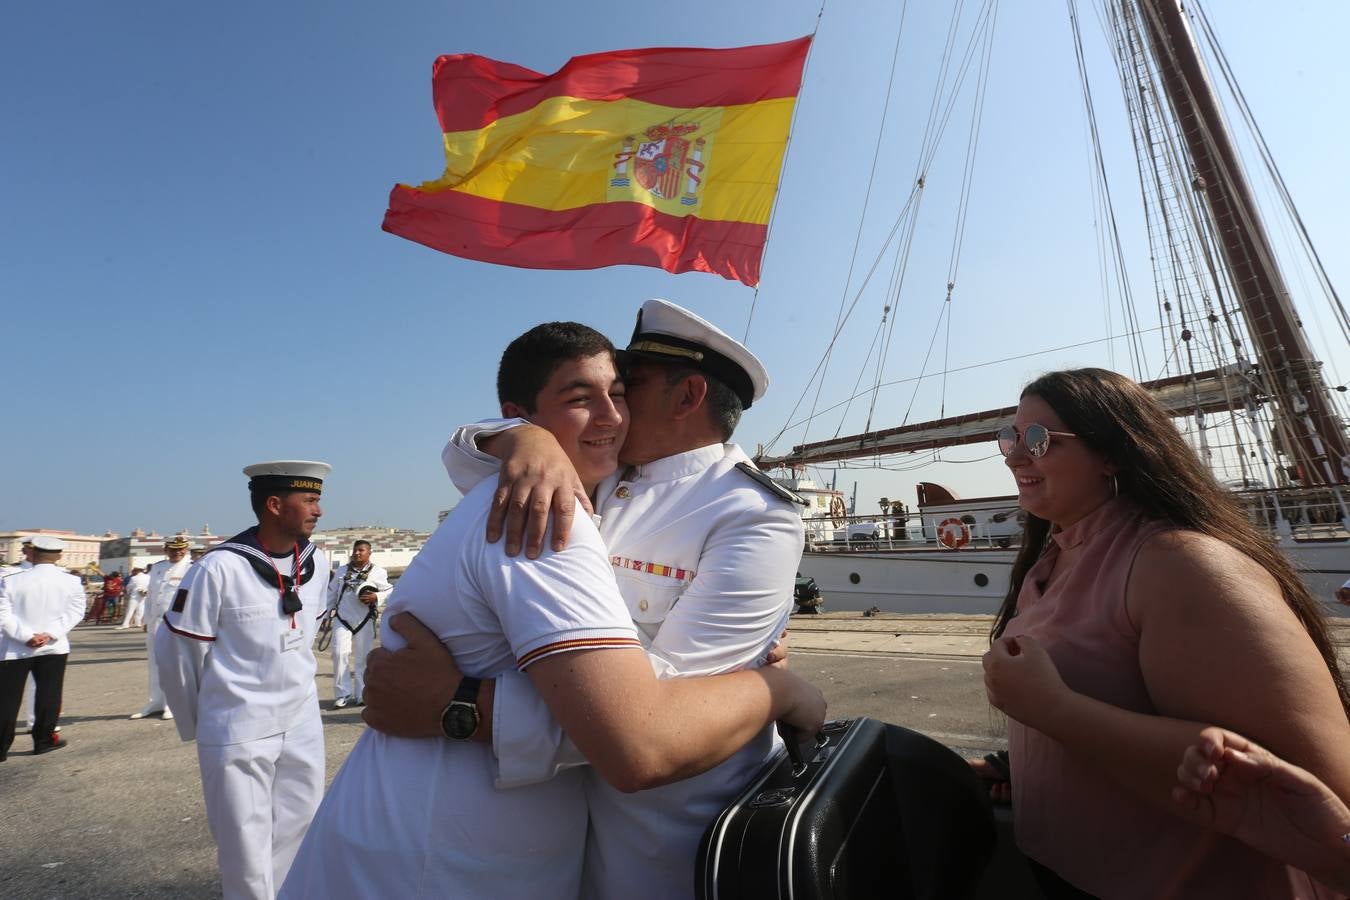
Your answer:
[797,541,1350,618]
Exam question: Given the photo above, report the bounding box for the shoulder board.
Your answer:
[734,462,807,506]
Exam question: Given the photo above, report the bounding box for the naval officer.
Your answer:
[324,540,390,709]
[155,461,330,900]
[132,535,191,720]
[1,537,41,736]
[0,536,85,759]
[366,299,807,899]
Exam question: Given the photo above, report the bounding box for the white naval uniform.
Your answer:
[143,556,191,711]
[324,563,390,703]
[1,562,38,728]
[155,529,328,900]
[120,570,150,627]
[445,421,805,900]
[280,481,641,900]
[0,563,86,755]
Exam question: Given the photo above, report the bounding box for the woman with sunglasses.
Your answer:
[980,368,1349,899]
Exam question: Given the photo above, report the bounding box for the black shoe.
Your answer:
[34,737,68,755]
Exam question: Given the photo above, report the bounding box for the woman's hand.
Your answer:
[982,634,1072,731]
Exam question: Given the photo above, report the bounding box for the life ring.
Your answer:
[829,495,848,527]
[937,518,972,549]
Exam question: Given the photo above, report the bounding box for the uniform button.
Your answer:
[638,598,649,612]
[615,486,631,499]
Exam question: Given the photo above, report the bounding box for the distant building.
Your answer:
[1,529,110,571]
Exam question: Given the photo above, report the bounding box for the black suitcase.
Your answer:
[695,717,996,900]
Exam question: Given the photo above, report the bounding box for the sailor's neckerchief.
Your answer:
[214,527,319,612]
[333,562,377,634]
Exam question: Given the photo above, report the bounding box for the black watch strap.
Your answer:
[454,676,482,704]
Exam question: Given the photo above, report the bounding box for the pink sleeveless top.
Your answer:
[1004,497,1338,899]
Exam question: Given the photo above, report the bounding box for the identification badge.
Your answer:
[281,627,305,653]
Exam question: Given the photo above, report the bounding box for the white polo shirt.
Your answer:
[156,530,328,745]
[280,480,641,900]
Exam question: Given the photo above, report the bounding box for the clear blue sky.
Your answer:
[5,0,1348,537]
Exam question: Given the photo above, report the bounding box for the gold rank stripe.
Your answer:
[516,636,643,670]
[610,556,696,583]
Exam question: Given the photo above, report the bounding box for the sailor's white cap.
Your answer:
[621,298,769,409]
[31,536,65,552]
[243,460,331,494]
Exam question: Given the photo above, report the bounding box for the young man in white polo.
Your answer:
[156,461,331,900]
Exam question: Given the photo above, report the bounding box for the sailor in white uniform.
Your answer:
[324,540,390,708]
[0,536,85,759]
[380,300,808,899]
[132,536,191,720]
[118,566,150,628]
[155,461,331,900]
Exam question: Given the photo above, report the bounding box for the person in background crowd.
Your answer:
[0,536,85,759]
[131,537,191,720]
[156,461,332,900]
[191,547,207,563]
[118,567,149,629]
[982,368,1349,899]
[324,540,391,709]
[89,569,123,623]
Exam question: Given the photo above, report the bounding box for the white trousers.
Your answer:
[198,707,325,900]
[121,594,145,627]
[144,614,166,709]
[330,622,374,701]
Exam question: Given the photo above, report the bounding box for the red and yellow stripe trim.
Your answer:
[610,556,696,583]
[516,635,642,670]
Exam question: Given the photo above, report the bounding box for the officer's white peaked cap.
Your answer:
[622,298,769,409]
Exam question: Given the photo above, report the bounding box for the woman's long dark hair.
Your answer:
[990,368,1349,717]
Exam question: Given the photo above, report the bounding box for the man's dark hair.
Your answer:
[352,540,372,551]
[497,322,616,413]
[662,364,744,440]
[250,491,292,519]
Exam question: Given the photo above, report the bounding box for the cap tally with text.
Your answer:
[164,536,191,550]
[243,460,332,496]
[31,536,66,552]
[622,298,768,409]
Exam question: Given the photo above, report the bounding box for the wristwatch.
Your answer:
[440,676,482,741]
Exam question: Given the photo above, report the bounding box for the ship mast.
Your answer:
[1136,0,1349,485]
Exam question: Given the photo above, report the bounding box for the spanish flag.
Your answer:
[382,37,810,287]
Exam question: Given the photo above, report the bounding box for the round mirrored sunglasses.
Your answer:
[997,423,1079,458]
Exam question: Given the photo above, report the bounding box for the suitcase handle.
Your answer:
[776,722,827,774]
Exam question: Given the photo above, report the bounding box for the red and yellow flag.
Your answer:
[382,37,810,287]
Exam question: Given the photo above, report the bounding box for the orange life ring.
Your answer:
[937,518,972,549]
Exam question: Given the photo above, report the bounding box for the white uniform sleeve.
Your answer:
[0,581,28,643]
[157,564,221,742]
[325,567,342,612]
[440,417,528,495]
[369,566,393,609]
[52,576,88,640]
[644,502,803,678]
[471,519,639,789]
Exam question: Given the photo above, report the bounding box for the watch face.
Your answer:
[443,701,479,740]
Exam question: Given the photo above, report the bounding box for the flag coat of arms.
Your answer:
[382,37,811,286]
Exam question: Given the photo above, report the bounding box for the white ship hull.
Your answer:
[798,540,1350,618]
